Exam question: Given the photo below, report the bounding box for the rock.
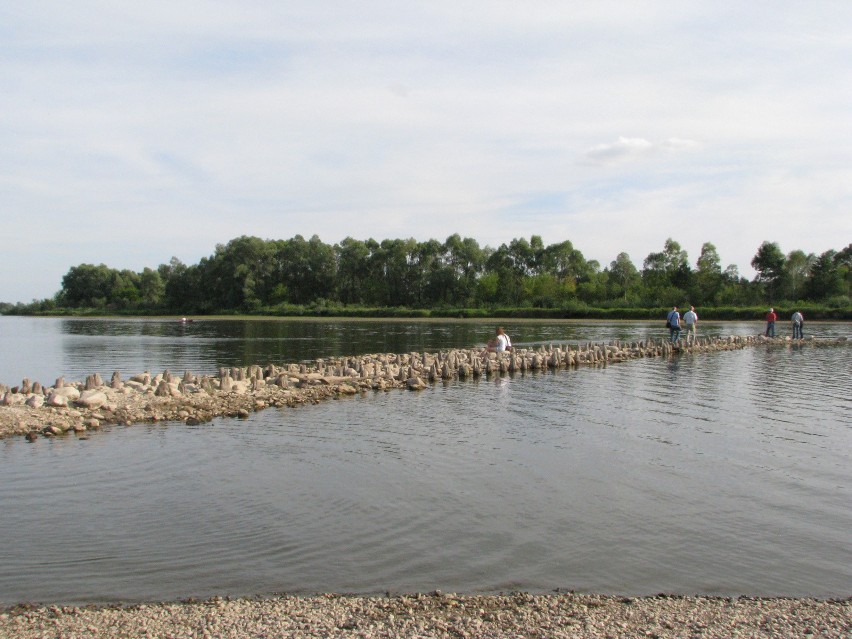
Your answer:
[77,390,108,408]
[1,392,24,406]
[154,381,172,397]
[51,386,81,401]
[407,377,428,391]
[46,392,70,407]
[129,372,151,385]
[25,394,44,408]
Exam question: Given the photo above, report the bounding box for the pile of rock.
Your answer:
[0,334,846,442]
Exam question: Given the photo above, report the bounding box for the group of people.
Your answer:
[765,308,805,339]
[666,306,806,344]
[665,306,699,345]
[483,308,807,354]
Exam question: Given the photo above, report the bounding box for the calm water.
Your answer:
[0,318,850,605]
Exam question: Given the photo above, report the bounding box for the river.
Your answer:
[0,317,849,605]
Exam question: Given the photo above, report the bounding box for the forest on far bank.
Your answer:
[2,235,851,319]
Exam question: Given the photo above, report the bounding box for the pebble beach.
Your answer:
[2,592,850,638]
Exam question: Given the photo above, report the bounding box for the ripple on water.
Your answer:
[0,343,850,604]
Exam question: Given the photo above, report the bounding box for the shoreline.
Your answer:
[1,334,848,441]
[2,592,850,638]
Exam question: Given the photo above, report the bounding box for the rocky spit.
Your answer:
[0,334,847,442]
[2,334,850,638]
[1,592,850,638]
[0,336,848,441]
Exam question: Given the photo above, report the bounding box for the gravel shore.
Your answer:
[2,592,850,638]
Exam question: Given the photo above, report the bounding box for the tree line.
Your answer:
[3,235,851,316]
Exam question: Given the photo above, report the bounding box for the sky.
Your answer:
[1,1,851,303]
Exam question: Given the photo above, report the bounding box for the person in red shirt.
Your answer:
[765,308,778,337]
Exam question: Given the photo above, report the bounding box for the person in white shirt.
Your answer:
[791,311,804,339]
[682,306,698,345]
[495,326,512,352]
[483,326,513,355]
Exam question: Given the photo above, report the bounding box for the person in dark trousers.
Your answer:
[791,310,804,339]
[765,308,777,337]
[667,306,681,344]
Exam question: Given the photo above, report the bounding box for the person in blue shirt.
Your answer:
[667,306,681,344]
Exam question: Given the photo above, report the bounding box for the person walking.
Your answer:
[666,306,681,344]
[682,306,698,345]
[765,308,777,337]
[791,310,804,339]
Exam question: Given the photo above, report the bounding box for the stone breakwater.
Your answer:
[2,592,850,638]
[0,334,846,442]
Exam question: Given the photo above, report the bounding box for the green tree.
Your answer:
[576,269,609,305]
[484,243,525,305]
[201,236,276,310]
[606,252,640,302]
[334,237,371,305]
[109,269,141,309]
[783,250,815,301]
[642,239,690,304]
[751,241,786,303]
[692,242,723,304]
[834,243,852,299]
[443,234,486,306]
[139,267,165,307]
[60,263,117,307]
[805,250,844,301]
[542,240,590,296]
[272,235,336,305]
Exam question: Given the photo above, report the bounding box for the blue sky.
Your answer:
[2,1,850,303]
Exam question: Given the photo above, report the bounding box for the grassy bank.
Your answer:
[4,304,850,321]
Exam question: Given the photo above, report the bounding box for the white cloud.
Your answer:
[581,137,701,166]
[583,137,651,165]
